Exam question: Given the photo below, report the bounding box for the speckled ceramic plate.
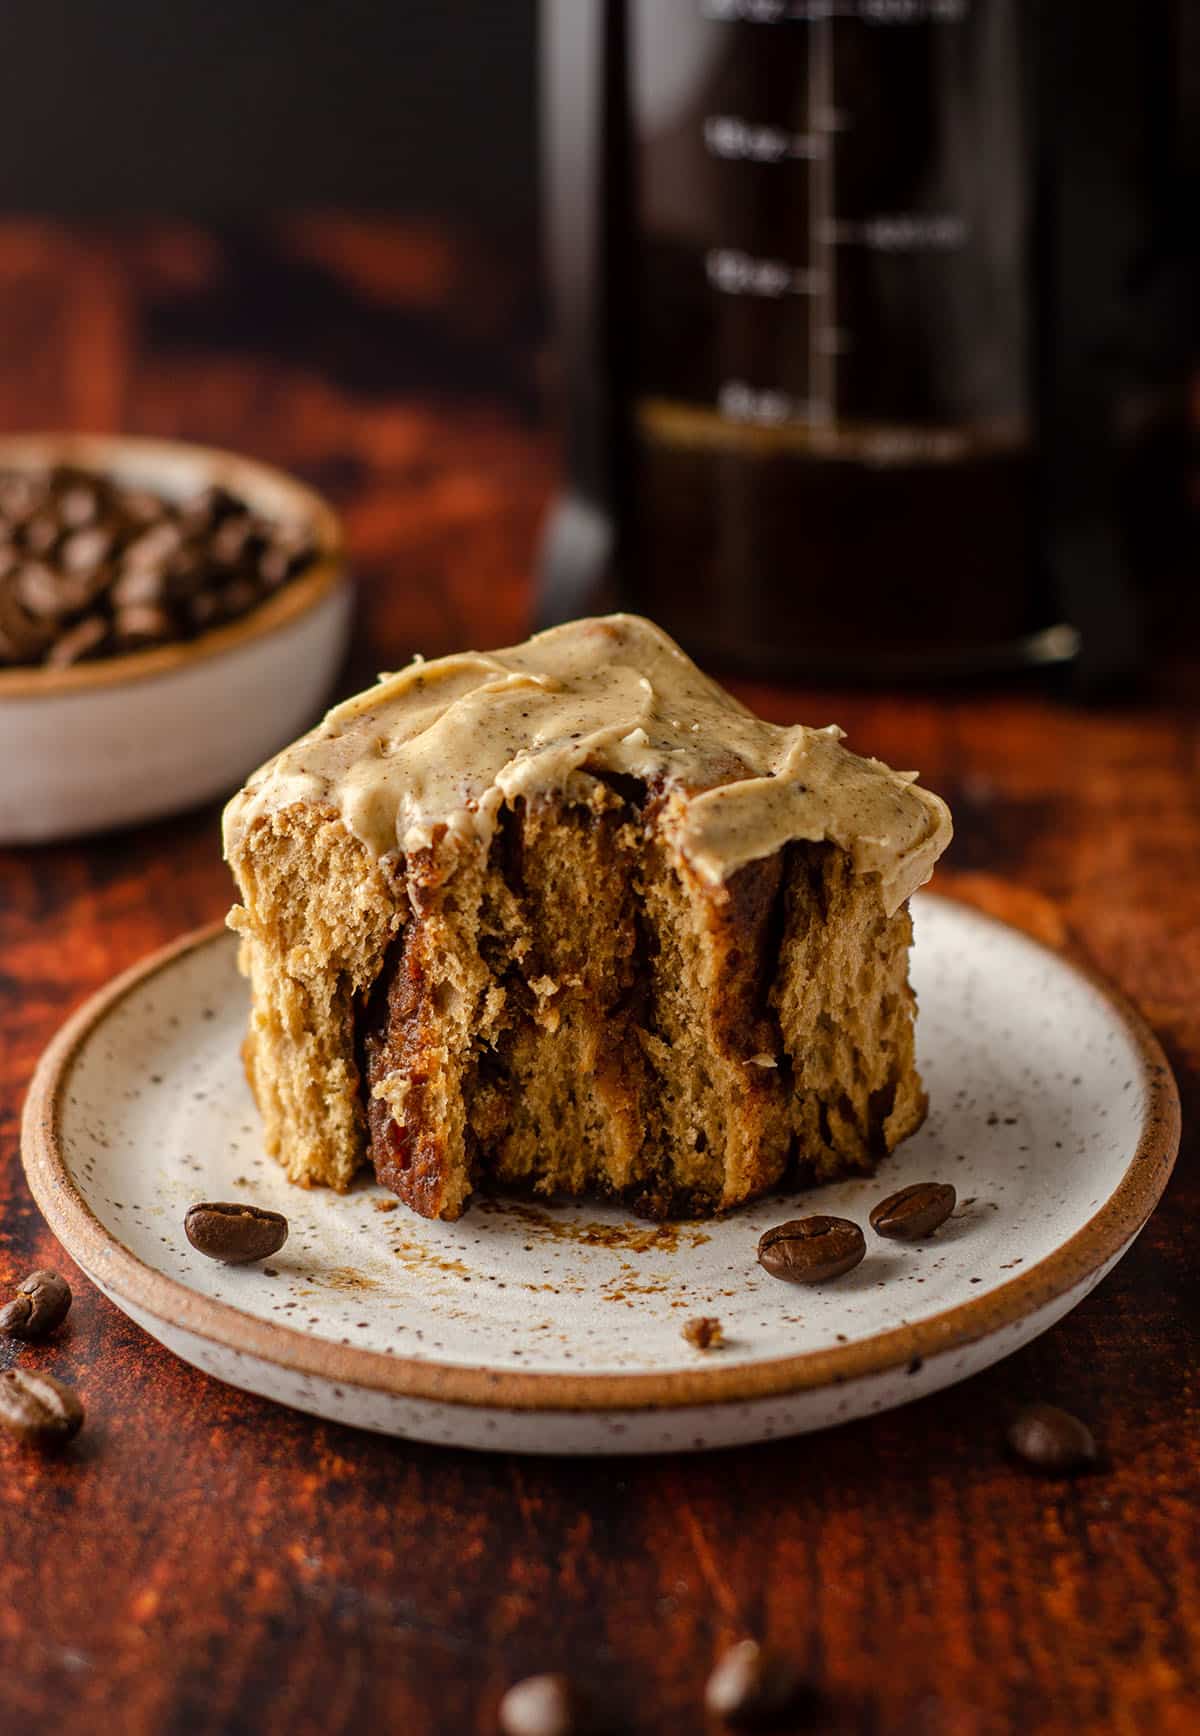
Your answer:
[22,894,1179,1454]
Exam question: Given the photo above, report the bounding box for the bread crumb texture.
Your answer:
[228,781,926,1220]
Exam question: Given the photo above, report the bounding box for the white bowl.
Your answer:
[0,434,351,844]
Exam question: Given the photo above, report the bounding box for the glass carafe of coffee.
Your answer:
[537,0,1192,681]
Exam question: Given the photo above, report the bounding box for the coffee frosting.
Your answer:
[224,613,951,914]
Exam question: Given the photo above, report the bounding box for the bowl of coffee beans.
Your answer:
[0,433,350,842]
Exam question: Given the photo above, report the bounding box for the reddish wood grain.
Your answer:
[0,221,1197,1736]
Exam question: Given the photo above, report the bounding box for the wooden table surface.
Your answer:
[0,221,1196,1736]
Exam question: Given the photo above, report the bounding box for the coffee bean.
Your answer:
[0,474,40,522]
[113,603,173,645]
[869,1181,957,1240]
[217,576,260,620]
[14,561,70,618]
[0,584,54,659]
[757,1217,865,1284]
[111,565,167,609]
[57,484,99,528]
[24,511,60,555]
[163,547,210,600]
[120,488,164,526]
[46,614,109,667]
[0,1270,71,1339]
[59,525,114,574]
[179,484,240,533]
[0,1295,32,1334]
[186,591,220,629]
[259,545,295,588]
[0,1369,84,1447]
[705,1640,807,1729]
[498,1674,581,1736]
[123,521,183,571]
[1007,1404,1097,1473]
[185,1201,288,1264]
[13,546,104,623]
[211,514,256,566]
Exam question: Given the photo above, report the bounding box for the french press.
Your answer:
[537,0,1194,682]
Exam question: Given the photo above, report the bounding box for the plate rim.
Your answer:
[20,894,1181,1414]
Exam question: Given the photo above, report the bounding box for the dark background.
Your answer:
[0,1,538,228]
[0,9,1198,1733]
[0,0,1193,672]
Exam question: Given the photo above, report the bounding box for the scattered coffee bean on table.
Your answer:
[0,1368,84,1447]
[682,1315,725,1351]
[185,1202,289,1265]
[1007,1403,1098,1473]
[757,1217,866,1284]
[704,1639,807,1729]
[498,1672,582,1736]
[0,1269,72,1339]
[0,464,319,669]
[869,1182,957,1241]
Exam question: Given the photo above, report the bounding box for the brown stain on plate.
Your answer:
[601,1260,677,1303]
[390,1241,473,1280]
[298,1267,380,1294]
[476,1197,712,1253]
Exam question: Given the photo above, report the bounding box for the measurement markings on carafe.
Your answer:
[705,250,824,299]
[580,0,1055,669]
[702,2,967,22]
[808,0,836,425]
[703,115,823,162]
[697,0,974,452]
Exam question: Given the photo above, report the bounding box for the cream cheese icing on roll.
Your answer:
[224,613,951,914]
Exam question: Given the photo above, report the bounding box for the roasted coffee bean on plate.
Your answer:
[704,1639,807,1729]
[498,1672,584,1736]
[0,1368,84,1448]
[185,1202,289,1265]
[1007,1403,1098,1473]
[757,1216,866,1284]
[869,1182,957,1240]
[0,1269,72,1339]
[0,464,319,670]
